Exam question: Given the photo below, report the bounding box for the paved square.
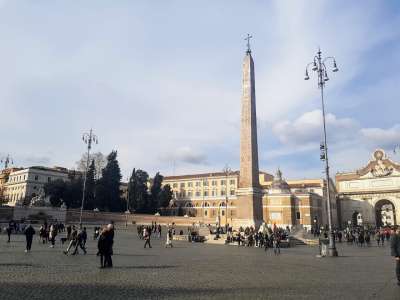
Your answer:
[0,226,398,300]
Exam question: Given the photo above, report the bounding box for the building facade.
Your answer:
[163,169,336,230]
[336,149,400,228]
[0,168,22,203]
[3,166,71,206]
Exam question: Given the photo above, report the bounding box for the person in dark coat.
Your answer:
[6,225,12,243]
[390,227,400,286]
[24,224,35,252]
[101,224,114,268]
[97,228,108,268]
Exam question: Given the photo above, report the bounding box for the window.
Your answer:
[230,179,235,185]
[173,183,178,188]
[222,210,225,216]
[48,177,51,183]
[188,191,193,197]
[195,191,200,197]
[203,181,208,186]
[230,190,235,196]
[296,212,301,220]
[34,175,39,181]
[212,190,216,196]
[195,182,200,187]
[204,210,208,216]
[221,180,226,186]
[204,191,208,196]
[270,212,282,220]
[221,190,226,196]
[180,183,185,188]
[33,186,37,190]
[211,180,217,186]
[188,182,193,187]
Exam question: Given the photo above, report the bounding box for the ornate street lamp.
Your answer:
[80,129,98,226]
[1,154,14,169]
[222,165,231,233]
[304,48,339,257]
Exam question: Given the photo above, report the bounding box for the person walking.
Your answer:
[63,226,78,255]
[72,228,87,255]
[165,226,173,248]
[273,234,281,255]
[97,227,107,268]
[103,223,114,268]
[6,224,12,243]
[144,227,152,248]
[24,223,35,252]
[390,226,400,286]
[49,223,58,248]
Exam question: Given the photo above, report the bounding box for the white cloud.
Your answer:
[272,109,358,146]
[361,125,400,149]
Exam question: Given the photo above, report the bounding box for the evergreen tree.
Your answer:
[84,159,96,210]
[150,172,163,213]
[158,184,173,208]
[128,168,149,213]
[95,151,123,212]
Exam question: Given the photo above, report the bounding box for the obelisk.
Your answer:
[235,35,264,228]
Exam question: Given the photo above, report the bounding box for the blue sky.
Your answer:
[1,1,400,180]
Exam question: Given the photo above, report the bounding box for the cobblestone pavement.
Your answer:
[0,226,398,300]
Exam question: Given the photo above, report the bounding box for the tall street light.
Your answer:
[80,129,98,226]
[1,154,14,169]
[304,48,339,257]
[126,176,131,227]
[222,165,231,233]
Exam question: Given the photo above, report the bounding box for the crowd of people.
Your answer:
[224,225,289,255]
[2,219,400,285]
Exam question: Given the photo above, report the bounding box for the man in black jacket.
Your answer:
[391,226,400,286]
[24,224,35,252]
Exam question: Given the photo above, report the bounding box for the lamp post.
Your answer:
[222,165,231,233]
[304,48,339,257]
[126,176,130,227]
[80,129,98,227]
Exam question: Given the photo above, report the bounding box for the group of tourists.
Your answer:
[136,223,174,248]
[136,222,162,240]
[225,225,288,255]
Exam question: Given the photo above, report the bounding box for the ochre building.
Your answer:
[163,169,337,230]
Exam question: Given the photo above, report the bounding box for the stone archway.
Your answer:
[351,211,359,226]
[375,199,396,227]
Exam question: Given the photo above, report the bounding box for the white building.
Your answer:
[3,166,71,206]
[336,149,400,227]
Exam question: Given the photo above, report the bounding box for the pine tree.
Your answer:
[158,184,173,208]
[150,172,163,213]
[95,151,123,212]
[129,168,149,213]
[84,159,96,210]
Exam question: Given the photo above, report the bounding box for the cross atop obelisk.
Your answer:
[245,34,252,54]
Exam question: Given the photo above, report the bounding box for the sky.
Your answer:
[1,0,400,181]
